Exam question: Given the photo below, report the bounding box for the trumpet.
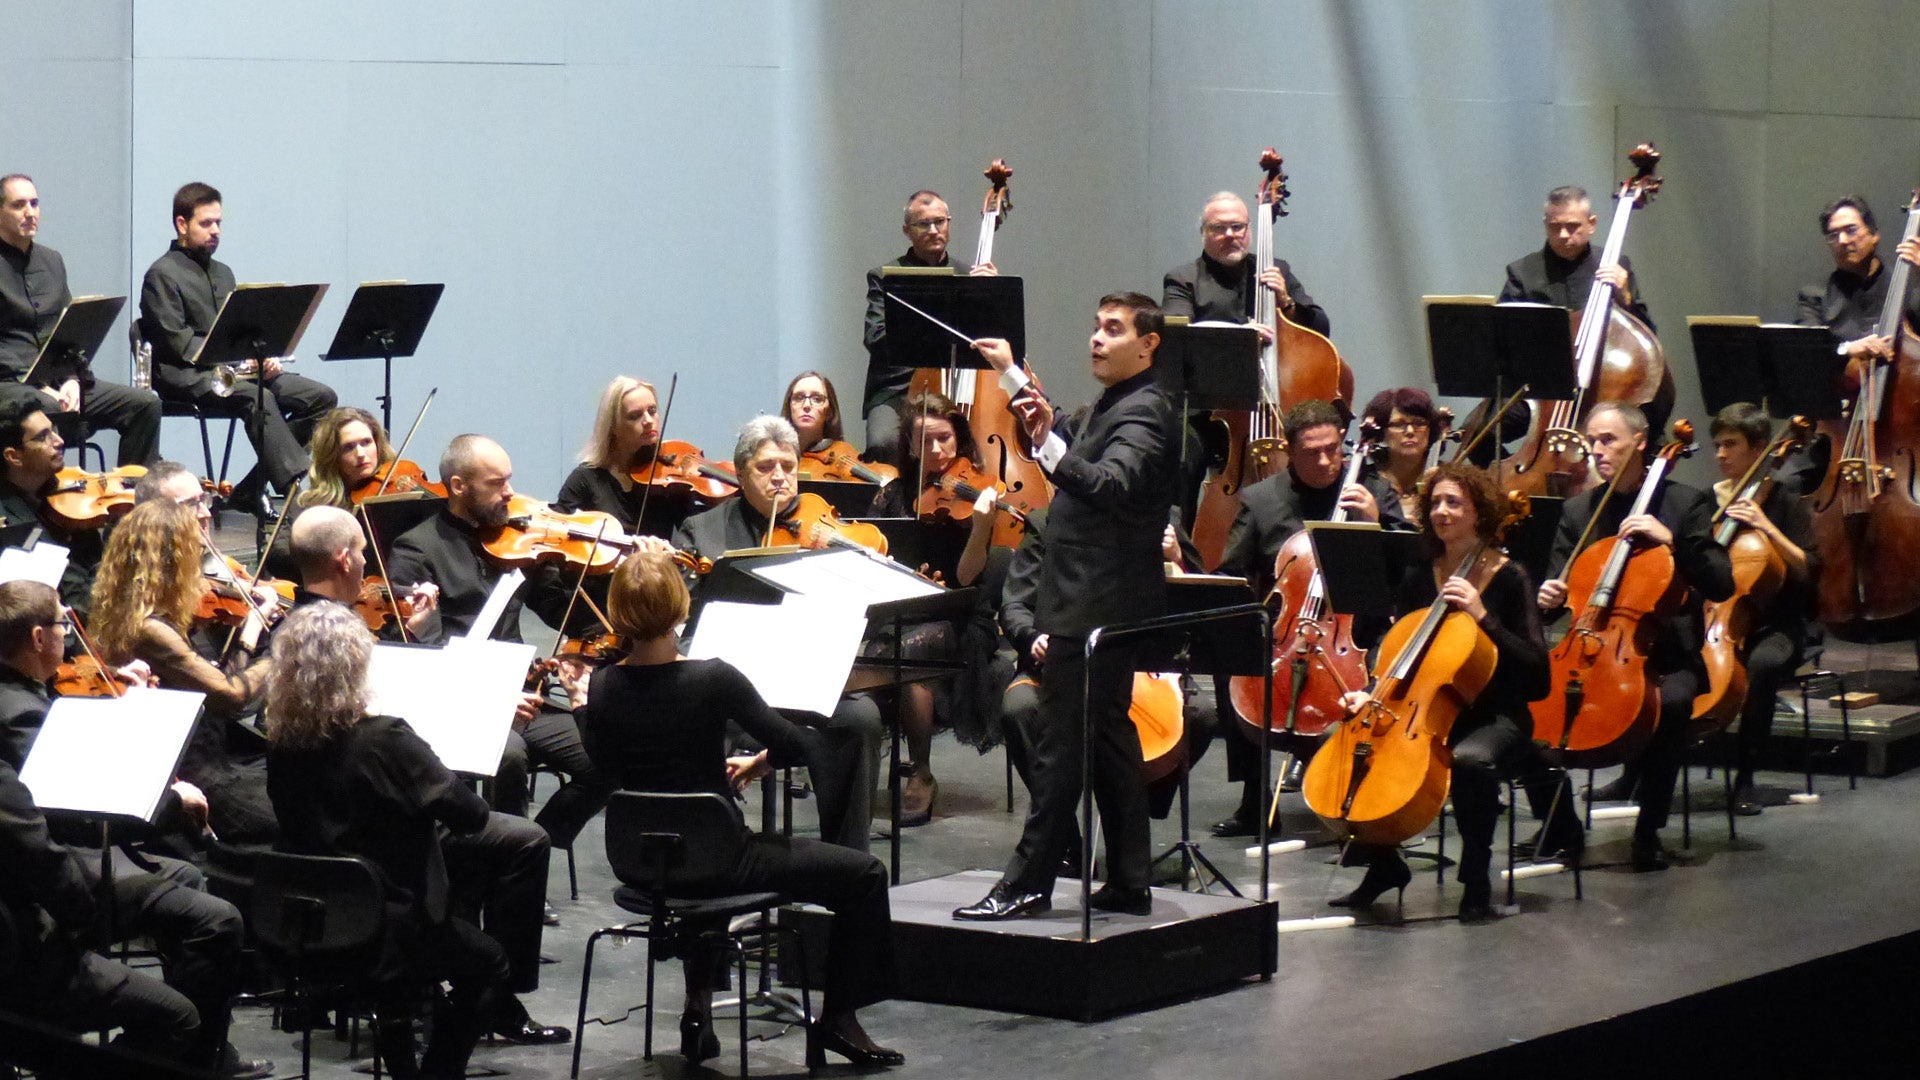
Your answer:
[210,357,293,397]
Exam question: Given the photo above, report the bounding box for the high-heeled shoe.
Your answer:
[680,1013,720,1063]
[805,1025,906,1069]
[1327,858,1413,914]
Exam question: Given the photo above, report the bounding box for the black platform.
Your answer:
[878,869,1276,1021]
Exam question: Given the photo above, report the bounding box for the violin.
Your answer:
[354,576,419,632]
[53,654,122,698]
[1808,189,1920,638]
[348,459,447,503]
[768,492,889,555]
[556,628,631,664]
[481,496,633,575]
[631,440,739,502]
[1229,420,1380,740]
[1500,144,1672,499]
[1530,420,1695,766]
[1693,419,1808,726]
[801,440,899,486]
[1302,493,1530,846]
[914,457,1036,548]
[197,554,294,626]
[44,465,147,530]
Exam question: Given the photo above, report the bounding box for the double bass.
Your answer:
[1500,143,1672,498]
[1808,189,1920,639]
[1530,421,1695,765]
[1191,148,1353,570]
[1694,418,1809,725]
[1228,420,1379,740]
[1302,493,1530,846]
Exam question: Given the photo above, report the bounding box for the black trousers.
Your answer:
[68,380,164,466]
[1735,629,1802,779]
[1634,667,1704,839]
[790,694,883,852]
[1002,638,1150,894]
[37,951,201,1063]
[153,364,336,491]
[443,812,551,996]
[1447,716,1577,888]
[108,852,246,1065]
[375,915,509,1080]
[492,707,617,850]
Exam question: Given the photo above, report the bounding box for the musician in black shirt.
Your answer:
[1796,195,1920,359]
[1161,191,1330,334]
[1499,185,1652,328]
[553,375,702,539]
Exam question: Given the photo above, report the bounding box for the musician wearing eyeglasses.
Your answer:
[1797,195,1920,364]
[1161,191,1329,335]
[860,190,998,465]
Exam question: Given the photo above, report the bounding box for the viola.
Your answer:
[1694,419,1809,726]
[801,440,899,486]
[1808,189,1920,638]
[1228,420,1380,740]
[1530,421,1695,766]
[768,492,889,555]
[631,440,739,502]
[1500,143,1673,499]
[348,459,447,503]
[354,576,420,633]
[481,495,635,575]
[1302,494,1529,846]
[44,464,147,530]
[914,457,1036,548]
[197,554,294,626]
[556,629,631,664]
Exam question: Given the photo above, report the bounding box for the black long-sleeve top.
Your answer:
[386,508,569,644]
[0,475,105,622]
[1216,468,1409,598]
[577,658,818,805]
[0,757,97,966]
[1545,478,1734,676]
[1365,558,1550,738]
[552,462,695,541]
[0,241,73,385]
[1161,253,1331,337]
[862,250,971,414]
[1795,257,1920,344]
[137,242,235,370]
[1500,244,1654,332]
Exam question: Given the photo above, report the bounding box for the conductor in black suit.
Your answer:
[954,291,1178,921]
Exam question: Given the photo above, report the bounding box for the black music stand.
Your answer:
[197,283,329,479]
[800,478,881,518]
[853,517,967,582]
[1688,316,1847,420]
[321,282,445,433]
[1157,319,1264,490]
[879,270,1025,383]
[1427,298,1577,459]
[26,295,125,387]
[356,493,445,571]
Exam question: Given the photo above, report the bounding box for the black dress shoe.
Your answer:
[1457,881,1496,923]
[1733,782,1763,817]
[1630,834,1670,872]
[492,1018,572,1045]
[952,881,1051,921]
[1278,756,1306,794]
[806,1027,906,1069]
[680,1013,720,1063]
[1209,813,1256,838]
[1088,884,1152,916]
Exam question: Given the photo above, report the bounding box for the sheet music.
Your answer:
[366,638,534,776]
[20,689,205,822]
[686,596,868,716]
[748,548,941,607]
[0,542,70,588]
[465,569,525,642]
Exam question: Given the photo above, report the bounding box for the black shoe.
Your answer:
[1630,834,1670,872]
[1733,780,1763,817]
[492,1018,572,1046]
[680,1013,720,1063]
[218,1044,275,1080]
[1278,756,1306,794]
[1209,813,1256,838]
[1059,849,1084,879]
[543,901,560,926]
[1589,774,1638,803]
[1457,881,1496,923]
[1088,884,1152,916]
[805,1026,906,1069]
[952,880,1051,921]
[1328,858,1413,909]
[1525,821,1586,862]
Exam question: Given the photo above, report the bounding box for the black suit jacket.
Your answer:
[1795,259,1920,344]
[1217,469,1409,597]
[1161,253,1330,337]
[1500,244,1653,331]
[386,509,568,644]
[1029,369,1178,638]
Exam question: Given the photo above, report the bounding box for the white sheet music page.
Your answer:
[464,569,526,642]
[20,689,205,821]
[686,595,867,716]
[0,542,69,589]
[748,548,940,607]
[366,638,534,776]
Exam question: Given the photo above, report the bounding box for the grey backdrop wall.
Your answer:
[7,1,1918,491]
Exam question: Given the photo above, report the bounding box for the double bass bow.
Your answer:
[1530,420,1695,766]
[1191,148,1353,570]
[1694,417,1810,726]
[1500,143,1671,498]
[1808,189,1920,637]
[1301,491,1531,846]
[1228,419,1381,741]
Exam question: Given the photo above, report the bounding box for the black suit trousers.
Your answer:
[153,364,336,490]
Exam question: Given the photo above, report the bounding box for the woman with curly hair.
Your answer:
[92,498,277,840]
[264,603,510,1080]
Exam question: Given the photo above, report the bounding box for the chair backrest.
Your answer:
[604,791,746,894]
[250,852,386,964]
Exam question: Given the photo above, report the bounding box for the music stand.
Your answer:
[24,295,125,388]
[1426,297,1576,454]
[321,282,445,433]
[799,478,881,519]
[1688,316,1848,421]
[1157,319,1264,490]
[852,517,967,582]
[357,493,445,571]
[879,270,1026,374]
[196,283,328,465]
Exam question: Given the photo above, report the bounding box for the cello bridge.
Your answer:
[1542,428,1590,461]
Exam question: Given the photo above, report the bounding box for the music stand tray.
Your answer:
[321,281,446,432]
[1688,315,1846,421]
[1155,319,1263,413]
[1305,521,1428,626]
[29,295,126,383]
[1425,297,1577,402]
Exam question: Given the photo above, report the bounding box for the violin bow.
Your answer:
[636,373,681,531]
[356,500,413,644]
[375,387,439,500]
[548,518,611,663]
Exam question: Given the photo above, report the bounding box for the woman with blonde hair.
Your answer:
[298,406,406,510]
[553,375,698,539]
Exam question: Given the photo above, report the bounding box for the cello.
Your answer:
[1500,143,1672,498]
[1807,189,1920,639]
[1530,420,1695,765]
[1191,148,1353,570]
[1302,492,1530,846]
[1227,420,1380,740]
[1693,417,1809,725]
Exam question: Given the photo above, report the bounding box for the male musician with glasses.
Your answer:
[1161,190,1329,335]
[860,190,998,465]
[1796,195,1920,364]
[0,174,163,464]
[0,398,105,620]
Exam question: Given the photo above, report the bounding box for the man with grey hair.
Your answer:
[1499,184,1652,329]
[1161,190,1329,334]
[861,188,1000,464]
[673,415,885,851]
